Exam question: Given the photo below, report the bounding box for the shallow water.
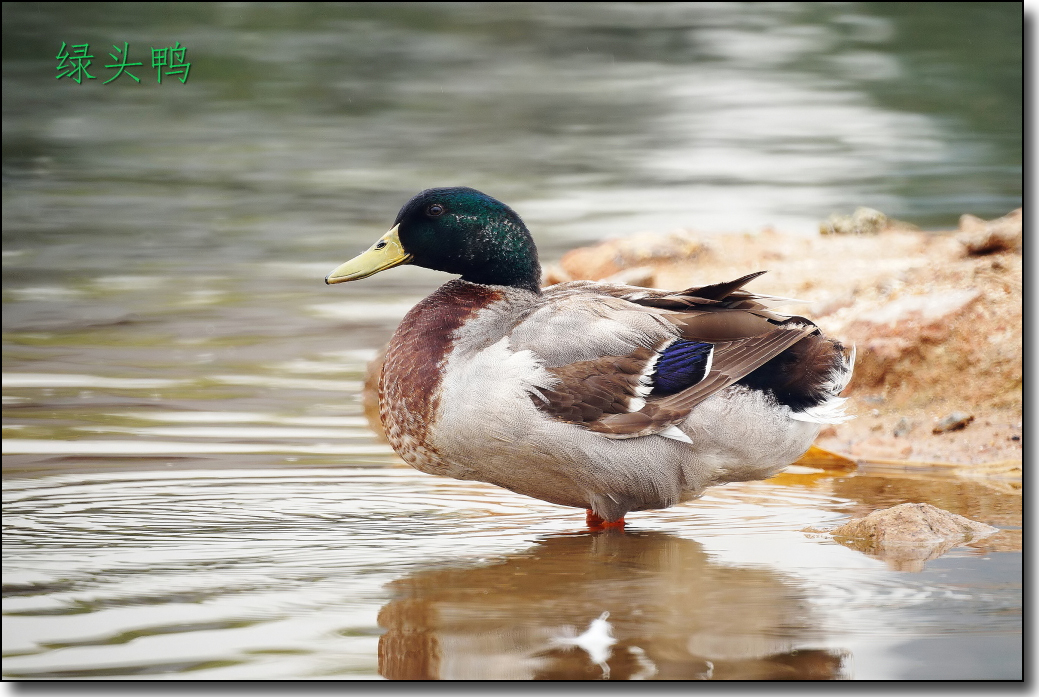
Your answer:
[2,464,1022,679]
[2,2,1023,681]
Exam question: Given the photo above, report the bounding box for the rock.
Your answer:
[559,230,709,281]
[957,208,1022,256]
[819,207,918,236]
[541,263,572,286]
[820,207,888,235]
[600,265,656,288]
[830,502,998,571]
[892,417,914,438]
[836,289,981,394]
[546,260,658,288]
[811,291,855,318]
[856,289,981,328]
[932,412,974,434]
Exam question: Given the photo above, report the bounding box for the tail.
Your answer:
[738,333,854,412]
[789,343,855,424]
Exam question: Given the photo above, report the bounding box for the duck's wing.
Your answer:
[561,272,809,307]
[509,288,676,421]
[587,322,816,438]
[516,276,818,439]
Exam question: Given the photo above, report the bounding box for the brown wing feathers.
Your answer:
[598,271,793,315]
[663,309,779,342]
[530,346,660,425]
[530,272,823,439]
[678,270,768,301]
[589,323,816,438]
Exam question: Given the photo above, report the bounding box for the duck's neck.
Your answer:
[456,221,542,293]
[460,257,542,294]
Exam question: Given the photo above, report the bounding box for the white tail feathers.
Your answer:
[790,396,854,424]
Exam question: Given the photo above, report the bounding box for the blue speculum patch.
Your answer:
[650,340,713,395]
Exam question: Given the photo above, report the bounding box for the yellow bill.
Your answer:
[325,225,413,284]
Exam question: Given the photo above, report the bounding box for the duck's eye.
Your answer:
[426,203,445,217]
[374,241,387,250]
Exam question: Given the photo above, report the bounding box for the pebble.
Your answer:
[932,412,975,434]
[957,208,1022,256]
[892,417,914,437]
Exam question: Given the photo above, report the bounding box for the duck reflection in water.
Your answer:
[378,530,847,680]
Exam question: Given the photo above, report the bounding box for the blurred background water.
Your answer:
[2,2,1023,680]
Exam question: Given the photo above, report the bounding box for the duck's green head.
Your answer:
[326,187,541,293]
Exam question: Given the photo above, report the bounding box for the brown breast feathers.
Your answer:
[379,280,503,460]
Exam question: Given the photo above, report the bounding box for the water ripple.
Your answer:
[2,468,1021,678]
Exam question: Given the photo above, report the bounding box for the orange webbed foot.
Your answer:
[586,509,626,530]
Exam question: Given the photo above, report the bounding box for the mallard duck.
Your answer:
[326,187,853,526]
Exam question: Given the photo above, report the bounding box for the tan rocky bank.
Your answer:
[543,208,1022,474]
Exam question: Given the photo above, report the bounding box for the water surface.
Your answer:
[3,464,1022,679]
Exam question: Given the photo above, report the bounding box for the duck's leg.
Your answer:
[586,509,626,530]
